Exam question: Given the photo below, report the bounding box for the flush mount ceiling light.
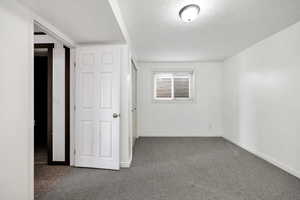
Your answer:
[179,4,200,23]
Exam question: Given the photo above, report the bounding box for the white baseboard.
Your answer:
[224,137,300,179]
[120,156,132,168]
[139,130,222,137]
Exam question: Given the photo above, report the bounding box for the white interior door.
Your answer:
[75,46,120,170]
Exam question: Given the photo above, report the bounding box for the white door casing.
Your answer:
[131,63,138,144]
[75,46,120,170]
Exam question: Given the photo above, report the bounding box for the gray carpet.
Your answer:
[34,147,72,199]
[37,137,300,200]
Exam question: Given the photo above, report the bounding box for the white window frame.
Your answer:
[152,69,194,103]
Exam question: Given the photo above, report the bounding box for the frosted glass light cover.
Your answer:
[179,4,200,22]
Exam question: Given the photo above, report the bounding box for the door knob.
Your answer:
[113,113,120,118]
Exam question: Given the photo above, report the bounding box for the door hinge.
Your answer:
[74,105,76,111]
[74,62,76,67]
[74,149,76,155]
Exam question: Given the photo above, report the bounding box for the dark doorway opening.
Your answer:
[34,43,54,165]
[34,55,48,164]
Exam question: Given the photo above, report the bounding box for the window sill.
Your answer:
[152,99,194,104]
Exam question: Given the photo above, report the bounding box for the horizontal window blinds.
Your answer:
[174,77,189,98]
[156,77,172,98]
[154,72,192,101]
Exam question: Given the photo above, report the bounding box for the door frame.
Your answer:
[34,43,70,165]
[64,46,71,166]
[131,60,138,147]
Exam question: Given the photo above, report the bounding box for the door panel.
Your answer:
[80,72,95,108]
[80,121,95,156]
[99,73,113,108]
[99,121,112,157]
[75,46,120,170]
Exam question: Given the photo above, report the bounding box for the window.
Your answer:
[153,72,193,101]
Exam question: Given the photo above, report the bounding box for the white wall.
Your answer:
[0,0,33,199]
[52,46,65,161]
[223,21,300,178]
[35,35,66,162]
[138,62,223,137]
